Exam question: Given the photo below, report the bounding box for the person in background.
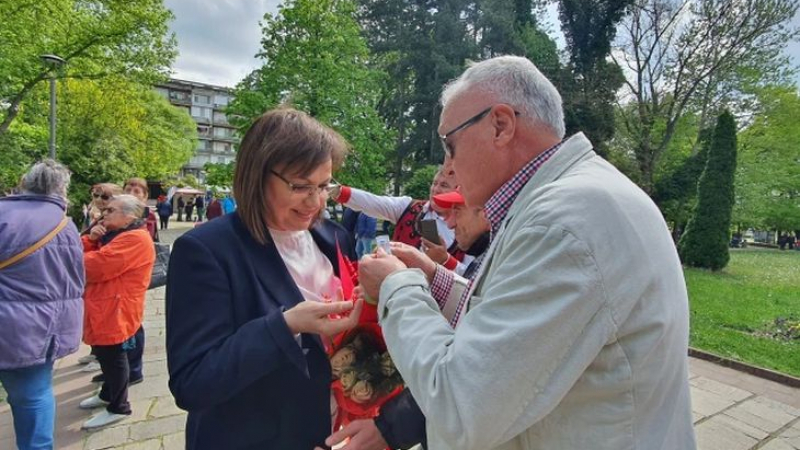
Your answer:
[79,194,155,430]
[166,108,363,450]
[358,55,696,450]
[83,183,122,233]
[355,212,378,259]
[0,160,85,450]
[156,195,173,230]
[221,194,236,214]
[184,197,194,222]
[205,195,223,221]
[340,207,360,241]
[194,195,205,222]
[123,178,157,241]
[330,169,473,274]
[177,196,185,222]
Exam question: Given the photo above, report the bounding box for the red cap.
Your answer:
[432,189,465,209]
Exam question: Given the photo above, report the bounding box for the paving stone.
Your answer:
[717,413,770,440]
[726,397,797,433]
[695,416,759,450]
[84,424,130,450]
[161,432,185,450]
[128,399,156,424]
[752,395,800,418]
[128,414,186,441]
[149,396,185,418]
[690,376,752,402]
[693,412,705,423]
[779,422,800,448]
[760,438,797,450]
[691,385,736,417]
[123,437,162,450]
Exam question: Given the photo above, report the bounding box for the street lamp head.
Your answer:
[40,54,66,67]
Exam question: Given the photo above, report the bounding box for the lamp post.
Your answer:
[40,54,66,160]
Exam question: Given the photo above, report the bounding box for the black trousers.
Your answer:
[127,326,145,380]
[159,215,169,230]
[94,344,132,415]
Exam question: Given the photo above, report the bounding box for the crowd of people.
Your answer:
[1,55,697,450]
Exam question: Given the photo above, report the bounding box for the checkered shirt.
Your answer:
[431,141,562,327]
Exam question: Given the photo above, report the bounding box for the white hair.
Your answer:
[20,159,71,199]
[112,194,145,219]
[440,56,565,138]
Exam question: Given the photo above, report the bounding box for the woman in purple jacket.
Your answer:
[0,160,85,450]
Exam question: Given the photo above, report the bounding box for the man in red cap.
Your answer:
[430,189,490,278]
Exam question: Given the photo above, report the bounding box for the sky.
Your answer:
[163,0,800,89]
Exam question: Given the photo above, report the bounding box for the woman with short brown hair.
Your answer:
[166,107,363,450]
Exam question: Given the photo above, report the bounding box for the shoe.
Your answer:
[79,395,109,410]
[129,376,144,386]
[78,354,96,365]
[81,361,101,372]
[81,410,128,430]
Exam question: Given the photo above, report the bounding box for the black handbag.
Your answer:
[148,242,170,290]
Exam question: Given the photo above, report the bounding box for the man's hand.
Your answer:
[88,224,107,242]
[358,248,407,300]
[421,237,448,265]
[390,241,437,282]
[283,297,363,337]
[315,419,388,450]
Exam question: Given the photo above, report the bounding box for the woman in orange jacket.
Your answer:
[79,194,155,430]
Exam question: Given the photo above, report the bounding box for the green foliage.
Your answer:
[685,249,800,377]
[229,0,393,193]
[204,162,235,189]
[0,0,177,133]
[735,86,800,231]
[614,0,798,193]
[679,111,738,270]
[556,0,632,156]
[402,165,439,201]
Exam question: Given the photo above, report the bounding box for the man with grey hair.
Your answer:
[0,159,85,450]
[357,55,696,450]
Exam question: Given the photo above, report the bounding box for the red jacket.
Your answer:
[81,228,155,345]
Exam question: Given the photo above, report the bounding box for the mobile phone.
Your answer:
[419,219,441,245]
[375,235,392,255]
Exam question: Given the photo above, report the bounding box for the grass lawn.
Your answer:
[685,248,800,377]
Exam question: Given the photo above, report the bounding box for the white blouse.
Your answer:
[269,228,340,303]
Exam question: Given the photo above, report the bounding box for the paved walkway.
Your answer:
[2,219,799,449]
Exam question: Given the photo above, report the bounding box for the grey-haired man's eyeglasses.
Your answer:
[439,106,519,159]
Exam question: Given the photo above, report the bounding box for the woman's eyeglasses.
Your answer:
[92,192,111,201]
[271,170,339,197]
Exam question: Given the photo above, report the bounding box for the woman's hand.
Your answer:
[390,241,437,282]
[421,236,448,265]
[283,298,363,338]
[88,224,107,242]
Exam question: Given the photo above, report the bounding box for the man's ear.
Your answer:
[490,104,517,148]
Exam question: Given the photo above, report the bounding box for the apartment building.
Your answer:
[155,79,238,182]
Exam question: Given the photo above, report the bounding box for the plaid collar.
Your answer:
[484,141,562,235]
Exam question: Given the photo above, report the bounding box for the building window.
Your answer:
[215,95,229,106]
[193,94,211,104]
[213,127,232,138]
[213,141,231,153]
[213,111,227,123]
[155,87,169,99]
[191,106,212,119]
[169,90,190,102]
[197,125,211,137]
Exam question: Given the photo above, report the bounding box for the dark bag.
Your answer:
[148,242,170,290]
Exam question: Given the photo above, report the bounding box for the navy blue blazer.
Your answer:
[166,213,355,450]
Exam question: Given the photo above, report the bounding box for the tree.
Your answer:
[735,86,800,232]
[403,164,439,200]
[679,110,737,270]
[613,0,798,193]
[204,162,235,189]
[229,0,394,193]
[557,0,633,156]
[0,78,197,216]
[0,0,177,134]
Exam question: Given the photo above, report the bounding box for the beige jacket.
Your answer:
[378,133,696,450]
